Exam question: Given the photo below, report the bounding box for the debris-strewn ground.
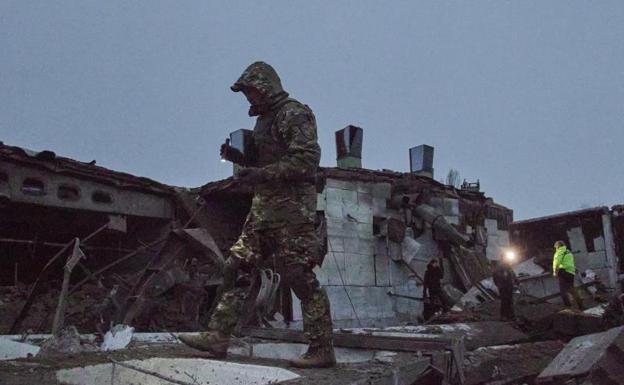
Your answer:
[0,342,428,385]
[463,341,564,384]
[0,280,215,335]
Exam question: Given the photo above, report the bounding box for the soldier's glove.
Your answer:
[236,167,269,185]
[220,140,246,165]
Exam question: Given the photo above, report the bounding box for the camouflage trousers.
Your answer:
[208,222,334,350]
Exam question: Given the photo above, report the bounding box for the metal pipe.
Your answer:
[387,290,424,301]
[412,203,471,246]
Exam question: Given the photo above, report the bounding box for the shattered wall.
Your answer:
[287,170,513,328]
[510,206,622,301]
[511,207,621,289]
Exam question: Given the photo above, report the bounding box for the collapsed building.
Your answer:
[510,206,624,296]
[0,128,513,334]
[1,128,623,385]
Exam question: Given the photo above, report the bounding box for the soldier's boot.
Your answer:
[178,331,230,358]
[289,345,336,368]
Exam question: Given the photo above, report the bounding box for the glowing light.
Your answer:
[503,249,517,263]
[220,158,227,163]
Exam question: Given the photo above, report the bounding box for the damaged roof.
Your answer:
[199,166,494,202]
[512,206,610,226]
[0,141,174,196]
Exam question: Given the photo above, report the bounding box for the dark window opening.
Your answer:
[58,184,80,201]
[92,191,113,204]
[21,178,45,196]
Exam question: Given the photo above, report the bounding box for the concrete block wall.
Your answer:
[292,178,432,328]
[485,218,510,260]
[565,225,614,287]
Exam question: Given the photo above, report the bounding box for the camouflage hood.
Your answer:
[231,61,289,116]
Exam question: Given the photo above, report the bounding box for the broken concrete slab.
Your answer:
[380,321,528,350]
[552,309,606,337]
[40,326,98,355]
[0,338,40,360]
[101,324,134,352]
[230,341,398,364]
[537,326,624,384]
[464,341,564,385]
[56,358,300,385]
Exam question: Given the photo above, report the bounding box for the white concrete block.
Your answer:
[485,218,499,232]
[326,187,358,204]
[344,237,375,255]
[291,290,302,320]
[406,260,428,277]
[567,227,588,254]
[372,197,388,217]
[389,260,412,286]
[326,178,356,190]
[388,241,402,261]
[371,183,392,199]
[313,264,328,286]
[375,238,388,256]
[325,286,395,321]
[357,191,373,206]
[356,182,373,194]
[0,338,40,360]
[321,251,346,286]
[344,253,376,286]
[402,232,439,266]
[392,281,423,317]
[343,203,373,224]
[593,237,606,251]
[326,219,348,237]
[325,187,340,203]
[486,230,510,260]
[327,236,344,253]
[325,201,344,219]
[584,251,608,270]
[375,253,391,286]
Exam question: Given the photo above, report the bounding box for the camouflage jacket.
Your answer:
[231,62,321,229]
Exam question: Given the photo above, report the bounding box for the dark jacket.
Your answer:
[423,262,444,296]
[493,264,518,291]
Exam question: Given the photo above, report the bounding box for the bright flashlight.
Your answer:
[220,158,227,163]
[503,249,517,263]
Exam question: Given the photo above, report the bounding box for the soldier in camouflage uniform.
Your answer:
[179,61,335,368]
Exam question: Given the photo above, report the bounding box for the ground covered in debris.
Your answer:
[0,342,429,385]
[0,280,215,335]
[463,341,564,384]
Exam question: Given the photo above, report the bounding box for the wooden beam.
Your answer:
[241,327,455,353]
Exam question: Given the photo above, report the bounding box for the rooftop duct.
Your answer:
[409,145,434,178]
[335,125,363,169]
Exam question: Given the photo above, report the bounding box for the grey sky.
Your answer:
[1,1,622,219]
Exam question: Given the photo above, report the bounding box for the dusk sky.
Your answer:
[1,1,622,219]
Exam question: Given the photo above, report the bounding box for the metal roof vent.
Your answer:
[335,125,363,169]
[409,145,434,178]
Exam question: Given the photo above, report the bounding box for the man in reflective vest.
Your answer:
[552,240,584,310]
